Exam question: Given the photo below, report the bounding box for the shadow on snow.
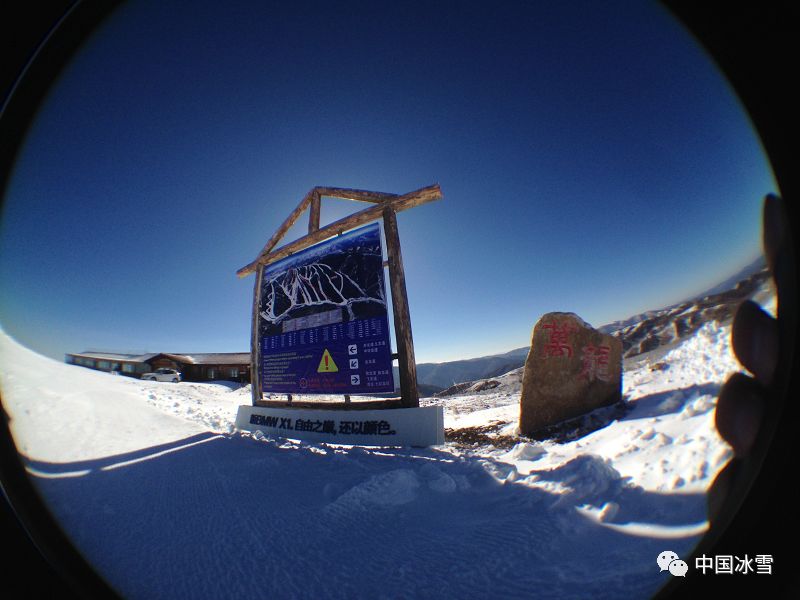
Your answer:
[22,433,708,600]
[623,383,721,421]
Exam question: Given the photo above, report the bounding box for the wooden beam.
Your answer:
[383,207,420,408]
[314,187,399,203]
[253,189,315,263]
[237,184,441,277]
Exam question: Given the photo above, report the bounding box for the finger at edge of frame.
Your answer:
[732,300,779,386]
[716,373,766,458]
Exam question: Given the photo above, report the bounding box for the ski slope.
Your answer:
[0,304,766,599]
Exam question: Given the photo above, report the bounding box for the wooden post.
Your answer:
[249,189,316,405]
[383,207,419,408]
[250,267,264,405]
[308,190,321,234]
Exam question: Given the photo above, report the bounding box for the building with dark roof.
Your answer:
[65,351,251,383]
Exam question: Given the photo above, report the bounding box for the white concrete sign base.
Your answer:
[235,404,444,447]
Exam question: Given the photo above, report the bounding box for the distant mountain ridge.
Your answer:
[606,266,770,358]
[598,255,767,334]
[691,255,766,299]
[407,259,772,392]
[393,347,529,393]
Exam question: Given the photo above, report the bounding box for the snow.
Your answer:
[0,309,755,599]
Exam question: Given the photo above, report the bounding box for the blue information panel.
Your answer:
[258,223,395,394]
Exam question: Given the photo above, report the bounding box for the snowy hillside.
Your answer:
[602,266,772,358]
[0,286,775,599]
[414,264,772,390]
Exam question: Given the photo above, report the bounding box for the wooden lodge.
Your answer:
[65,351,251,383]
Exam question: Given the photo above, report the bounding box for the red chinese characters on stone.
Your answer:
[521,312,622,436]
[580,344,611,382]
[542,322,576,358]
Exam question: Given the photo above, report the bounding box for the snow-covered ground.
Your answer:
[0,296,772,599]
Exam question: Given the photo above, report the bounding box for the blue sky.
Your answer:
[0,0,775,364]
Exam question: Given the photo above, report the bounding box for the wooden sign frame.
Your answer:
[237,184,443,409]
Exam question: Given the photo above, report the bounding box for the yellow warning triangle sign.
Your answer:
[317,349,338,373]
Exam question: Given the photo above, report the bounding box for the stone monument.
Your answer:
[519,312,622,437]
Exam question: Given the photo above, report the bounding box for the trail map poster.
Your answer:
[258,223,395,394]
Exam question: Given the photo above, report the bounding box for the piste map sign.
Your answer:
[258,223,395,394]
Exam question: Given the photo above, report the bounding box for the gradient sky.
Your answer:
[0,0,776,364]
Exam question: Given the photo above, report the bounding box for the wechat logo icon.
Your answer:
[657,551,688,577]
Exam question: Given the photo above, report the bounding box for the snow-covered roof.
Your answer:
[161,353,251,365]
[67,351,251,365]
[68,351,159,363]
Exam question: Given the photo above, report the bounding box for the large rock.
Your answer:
[519,312,622,436]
